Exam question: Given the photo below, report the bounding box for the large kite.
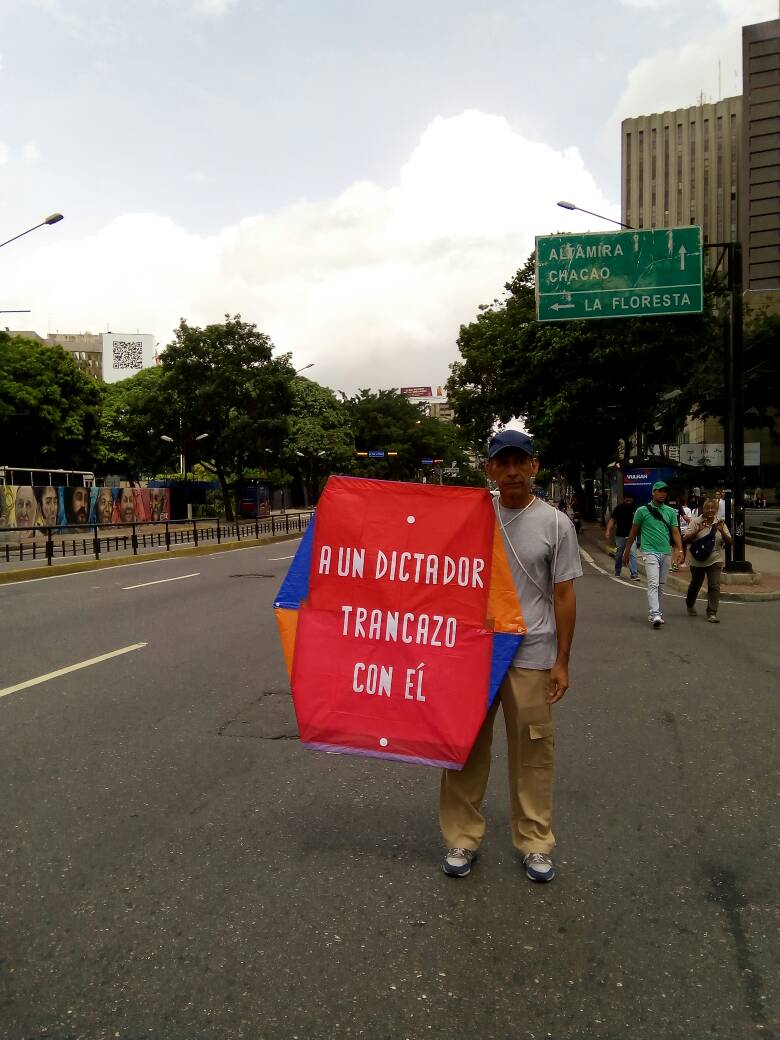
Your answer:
[275,476,525,769]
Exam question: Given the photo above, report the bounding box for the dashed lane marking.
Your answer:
[122,572,200,591]
[0,643,148,700]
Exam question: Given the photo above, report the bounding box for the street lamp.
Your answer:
[0,213,64,250]
[556,200,632,229]
[557,200,750,572]
[161,431,208,518]
[295,363,315,375]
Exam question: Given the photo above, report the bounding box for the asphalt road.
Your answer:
[0,541,777,1040]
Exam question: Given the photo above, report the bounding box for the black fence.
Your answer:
[0,511,314,567]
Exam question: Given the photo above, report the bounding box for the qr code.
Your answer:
[112,340,143,370]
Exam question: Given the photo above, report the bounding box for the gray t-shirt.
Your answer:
[493,496,582,670]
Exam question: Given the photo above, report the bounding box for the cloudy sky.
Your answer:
[1,0,775,393]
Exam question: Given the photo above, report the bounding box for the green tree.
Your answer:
[346,389,471,484]
[689,305,780,436]
[0,333,101,469]
[447,255,721,512]
[282,378,355,505]
[92,366,170,480]
[161,316,295,519]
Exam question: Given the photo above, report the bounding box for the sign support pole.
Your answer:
[727,241,750,572]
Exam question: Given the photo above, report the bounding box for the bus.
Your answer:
[0,467,95,488]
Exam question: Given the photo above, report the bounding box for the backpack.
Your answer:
[689,524,717,562]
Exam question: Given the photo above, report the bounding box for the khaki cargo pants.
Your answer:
[439,667,555,855]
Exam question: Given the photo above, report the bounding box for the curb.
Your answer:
[0,533,302,585]
[581,532,780,602]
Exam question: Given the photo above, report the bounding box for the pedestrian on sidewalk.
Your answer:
[683,499,732,623]
[622,481,684,628]
[440,429,581,883]
[605,491,640,580]
[674,493,693,571]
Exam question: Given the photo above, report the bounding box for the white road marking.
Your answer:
[580,547,748,605]
[0,643,148,700]
[0,536,306,588]
[579,547,610,576]
[268,555,295,561]
[0,554,191,587]
[122,572,200,590]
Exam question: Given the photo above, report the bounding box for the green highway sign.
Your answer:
[535,226,703,322]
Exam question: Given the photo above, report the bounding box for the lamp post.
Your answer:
[0,213,64,250]
[296,449,326,507]
[295,363,315,375]
[555,201,750,572]
[556,200,632,229]
[161,430,208,519]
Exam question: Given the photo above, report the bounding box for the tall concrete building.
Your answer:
[742,16,780,301]
[13,331,103,379]
[621,96,742,254]
[622,12,780,306]
[620,13,780,487]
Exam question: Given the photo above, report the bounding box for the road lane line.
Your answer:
[580,547,748,605]
[209,540,302,559]
[268,555,295,561]
[0,643,148,700]
[122,572,200,590]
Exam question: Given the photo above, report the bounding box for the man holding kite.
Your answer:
[440,430,581,882]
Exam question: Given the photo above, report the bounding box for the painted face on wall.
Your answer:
[96,488,114,524]
[69,487,90,524]
[14,486,36,528]
[118,488,135,524]
[149,488,165,521]
[40,486,58,527]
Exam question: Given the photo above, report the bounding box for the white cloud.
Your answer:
[0,143,9,164]
[4,111,616,393]
[190,0,238,16]
[618,0,677,8]
[22,141,41,162]
[606,0,778,133]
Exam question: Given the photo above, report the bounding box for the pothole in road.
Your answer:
[229,573,275,579]
[218,690,298,740]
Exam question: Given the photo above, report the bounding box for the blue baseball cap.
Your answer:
[487,429,534,459]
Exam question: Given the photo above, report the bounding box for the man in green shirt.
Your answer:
[622,481,684,628]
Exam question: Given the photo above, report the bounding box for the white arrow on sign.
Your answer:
[633,233,640,253]
[678,244,687,270]
[551,303,574,311]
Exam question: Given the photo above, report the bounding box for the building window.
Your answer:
[663,125,670,223]
[638,130,644,227]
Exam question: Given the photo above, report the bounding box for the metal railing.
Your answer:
[0,511,315,567]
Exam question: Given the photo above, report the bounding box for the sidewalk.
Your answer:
[578,522,780,601]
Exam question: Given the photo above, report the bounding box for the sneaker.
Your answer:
[523,852,555,883]
[442,848,476,877]
[652,615,664,628]
[687,606,697,616]
[707,615,720,624]
[631,574,641,581]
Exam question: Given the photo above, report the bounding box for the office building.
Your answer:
[742,16,780,301]
[621,96,742,254]
[12,331,103,379]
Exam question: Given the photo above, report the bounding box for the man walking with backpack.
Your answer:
[622,481,684,628]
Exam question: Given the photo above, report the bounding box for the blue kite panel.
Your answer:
[274,516,316,609]
[487,632,523,707]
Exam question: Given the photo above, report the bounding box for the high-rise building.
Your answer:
[741,16,780,301]
[12,330,104,379]
[621,96,742,254]
[621,13,780,309]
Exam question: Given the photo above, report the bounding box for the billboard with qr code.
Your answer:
[101,333,156,384]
